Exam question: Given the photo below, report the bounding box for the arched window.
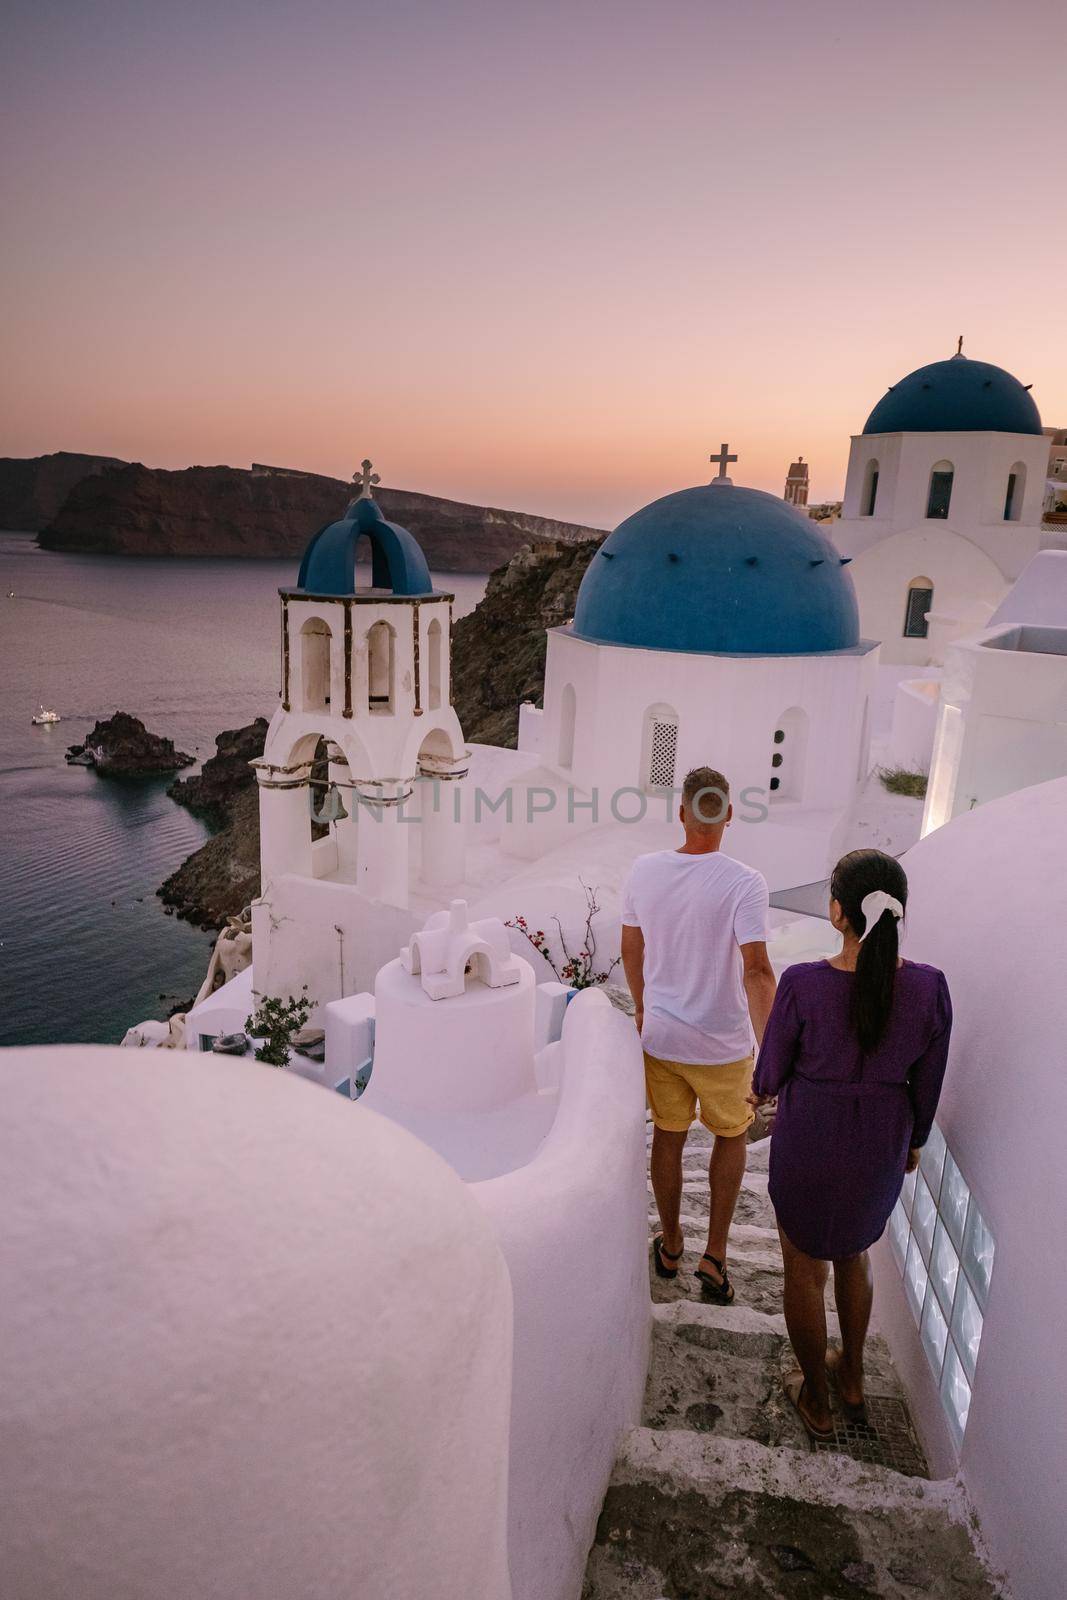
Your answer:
[1003,462,1026,521]
[903,576,934,639]
[862,458,880,517]
[642,703,679,793]
[367,620,396,713]
[926,461,954,520]
[558,683,576,769]
[300,618,331,713]
[769,707,809,802]
[426,617,443,710]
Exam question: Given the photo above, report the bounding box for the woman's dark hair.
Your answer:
[830,848,908,1052]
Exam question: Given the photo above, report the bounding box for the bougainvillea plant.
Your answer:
[506,880,620,990]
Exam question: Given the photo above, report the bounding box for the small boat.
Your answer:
[31,705,61,725]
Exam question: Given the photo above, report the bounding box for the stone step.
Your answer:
[582,1427,1004,1599]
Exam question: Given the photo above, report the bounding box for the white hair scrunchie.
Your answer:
[859,890,904,940]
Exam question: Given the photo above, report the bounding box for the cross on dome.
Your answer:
[955,335,964,357]
[352,459,381,500]
[709,442,737,485]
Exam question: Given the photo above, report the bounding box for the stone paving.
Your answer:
[581,1122,1006,1600]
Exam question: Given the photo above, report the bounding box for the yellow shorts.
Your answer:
[644,1051,755,1138]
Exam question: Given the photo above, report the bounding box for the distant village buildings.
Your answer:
[783,456,809,507]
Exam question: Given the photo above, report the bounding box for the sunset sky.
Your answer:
[2,0,1064,527]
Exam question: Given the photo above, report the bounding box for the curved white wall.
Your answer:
[872,778,1067,1600]
[848,527,1007,666]
[0,1046,513,1600]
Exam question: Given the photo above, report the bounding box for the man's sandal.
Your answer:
[694,1253,735,1305]
[783,1370,836,1442]
[652,1236,684,1279]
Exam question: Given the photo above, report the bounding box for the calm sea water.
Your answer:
[0,531,487,1047]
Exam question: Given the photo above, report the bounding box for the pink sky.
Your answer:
[2,0,1064,527]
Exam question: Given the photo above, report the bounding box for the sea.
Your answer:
[0,531,488,1047]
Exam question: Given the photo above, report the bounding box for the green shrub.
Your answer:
[878,766,928,799]
[245,988,312,1067]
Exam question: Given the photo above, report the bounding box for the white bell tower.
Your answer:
[251,461,469,1011]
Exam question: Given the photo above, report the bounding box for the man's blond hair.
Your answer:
[682,766,730,827]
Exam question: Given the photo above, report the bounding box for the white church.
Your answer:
[8,350,1067,1600]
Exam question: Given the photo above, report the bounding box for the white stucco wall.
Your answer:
[0,1046,513,1600]
[870,779,1067,1600]
[847,527,1008,668]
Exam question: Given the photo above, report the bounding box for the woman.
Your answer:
[751,848,951,1441]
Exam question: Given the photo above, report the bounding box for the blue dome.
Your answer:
[864,354,1042,436]
[296,497,433,597]
[572,482,860,655]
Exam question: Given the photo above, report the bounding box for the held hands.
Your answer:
[905,1146,922,1173]
[747,1091,775,1110]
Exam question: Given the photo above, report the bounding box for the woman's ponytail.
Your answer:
[830,850,908,1053]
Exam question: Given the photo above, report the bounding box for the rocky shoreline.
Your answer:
[66,713,195,776]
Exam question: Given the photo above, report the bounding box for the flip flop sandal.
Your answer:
[694,1253,735,1305]
[826,1349,869,1424]
[652,1235,684,1280]
[783,1370,836,1442]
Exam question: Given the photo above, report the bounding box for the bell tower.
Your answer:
[251,462,469,1011]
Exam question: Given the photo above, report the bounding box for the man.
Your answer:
[620,767,776,1304]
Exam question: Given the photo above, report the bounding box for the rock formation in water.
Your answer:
[66,713,195,775]
[38,461,604,572]
[451,537,602,746]
[0,451,126,531]
[158,536,602,926]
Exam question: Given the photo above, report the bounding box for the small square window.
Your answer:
[904,1235,929,1322]
[921,1285,949,1378]
[911,1172,938,1266]
[951,1275,984,1382]
[930,1220,961,1317]
[941,1343,972,1448]
[940,1153,970,1250]
[962,1202,995,1308]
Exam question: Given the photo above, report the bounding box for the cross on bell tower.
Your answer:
[352,458,381,500]
[709,442,737,484]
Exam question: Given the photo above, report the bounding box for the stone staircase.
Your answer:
[582,1122,1005,1600]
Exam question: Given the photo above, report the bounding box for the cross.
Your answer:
[352,459,381,499]
[956,335,964,356]
[709,442,737,480]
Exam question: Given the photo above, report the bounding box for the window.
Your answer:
[1003,462,1026,521]
[558,683,576,769]
[367,620,396,713]
[642,704,679,792]
[862,459,880,517]
[904,577,934,639]
[888,1124,993,1451]
[926,462,954,520]
[300,618,331,712]
[768,707,808,801]
[426,618,443,710]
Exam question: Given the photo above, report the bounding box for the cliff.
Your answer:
[38,461,604,572]
[0,451,125,531]
[158,536,602,926]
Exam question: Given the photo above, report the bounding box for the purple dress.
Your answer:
[753,960,952,1260]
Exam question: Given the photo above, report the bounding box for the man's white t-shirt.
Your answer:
[620,849,770,1066]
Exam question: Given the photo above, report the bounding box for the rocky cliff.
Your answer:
[0,451,125,531]
[66,713,195,775]
[38,461,604,572]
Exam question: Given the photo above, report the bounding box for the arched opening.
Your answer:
[926,461,954,520]
[769,707,809,803]
[903,576,934,639]
[558,683,576,769]
[642,703,679,793]
[367,620,396,713]
[862,458,880,517]
[426,617,443,710]
[1003,462,1026,521]
[300,618,332,713]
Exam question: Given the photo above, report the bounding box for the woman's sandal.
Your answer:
[694,1253,735,1305]
[826,1348,869,1424]
[783,1370,836,1442]
[652,1235,684,1280]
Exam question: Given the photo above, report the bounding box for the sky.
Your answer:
[1,0,1064,527]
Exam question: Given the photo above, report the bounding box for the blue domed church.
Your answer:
[834,344,1050,666]
[508,449,879,886]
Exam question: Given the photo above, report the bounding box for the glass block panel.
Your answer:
[940,1153,970,1250]
[919,1123,947,1200]
[901,1165,917,1219]
[962,1202,995,1309]
[889,1200,909,1271]
[951,1275,984,1382]
[930,1220,961,1316]
[921,1284,949,1378]
[904,1234,929,1323]
[941,1342,972,1448]
[911,1172,937,1266]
